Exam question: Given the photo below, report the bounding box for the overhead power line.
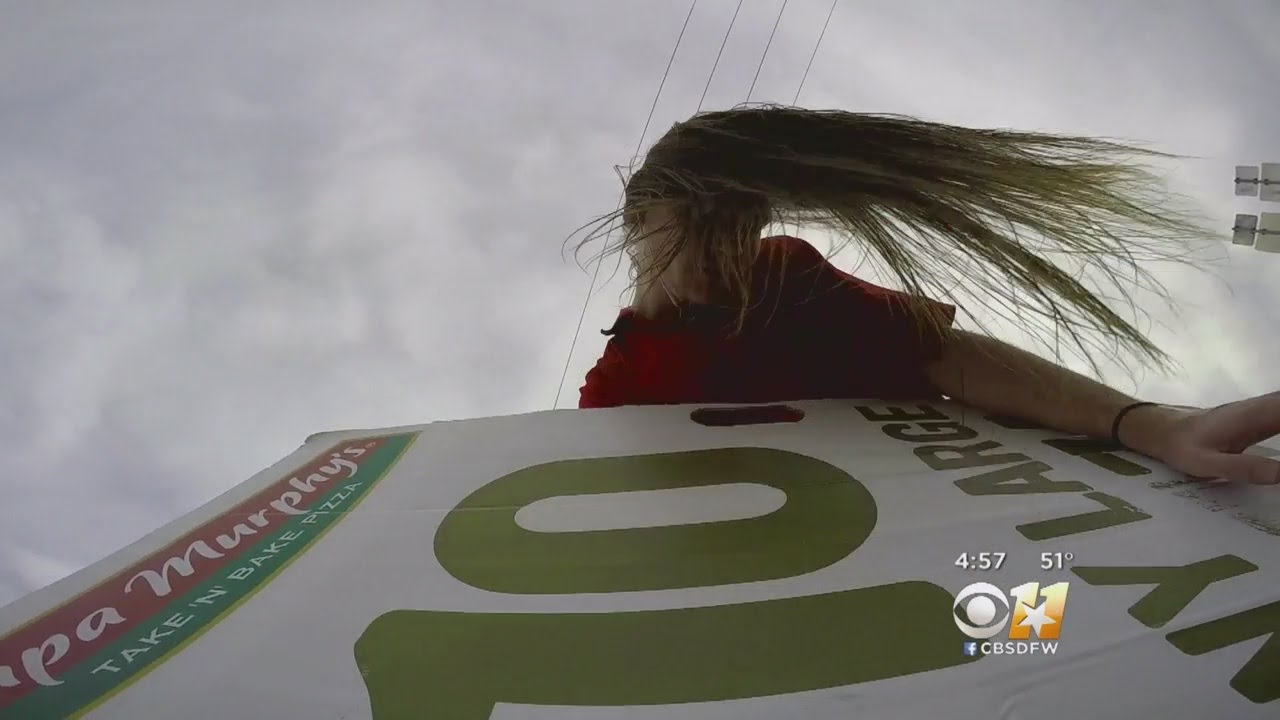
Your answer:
[552,1,699,409]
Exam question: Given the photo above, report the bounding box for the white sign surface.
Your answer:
[2,400,1278,719]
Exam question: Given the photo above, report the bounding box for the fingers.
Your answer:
[1197,451,1280,485]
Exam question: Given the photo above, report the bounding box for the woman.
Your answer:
[573,106,1280,486]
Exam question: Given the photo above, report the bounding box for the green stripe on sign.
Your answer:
[4,434,414,720]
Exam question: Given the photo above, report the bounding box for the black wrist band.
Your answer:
[1110,401,1158,448]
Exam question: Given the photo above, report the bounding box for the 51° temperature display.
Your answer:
[1040,551,1075,570]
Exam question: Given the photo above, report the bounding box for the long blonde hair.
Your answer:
[569,104,1218,374]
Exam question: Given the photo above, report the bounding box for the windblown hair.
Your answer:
[568,104,1219,375]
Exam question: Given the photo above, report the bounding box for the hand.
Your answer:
[1124,393,1280,485]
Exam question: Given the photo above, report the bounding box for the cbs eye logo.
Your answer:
[952,582,1011,639]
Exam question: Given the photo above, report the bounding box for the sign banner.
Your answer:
[2,401,1277,719]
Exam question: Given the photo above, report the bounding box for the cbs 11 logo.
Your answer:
[953,581,1070,640]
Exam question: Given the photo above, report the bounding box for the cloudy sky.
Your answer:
[1,0,1278,607]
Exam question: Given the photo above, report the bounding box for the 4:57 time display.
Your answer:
[954,551,1007,571]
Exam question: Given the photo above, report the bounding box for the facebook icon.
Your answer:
[962,642,979,657]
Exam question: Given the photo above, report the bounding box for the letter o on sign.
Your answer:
[434,447,877,594]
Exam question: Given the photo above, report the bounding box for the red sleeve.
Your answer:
[778,236,957,398]
[578,340,630,409]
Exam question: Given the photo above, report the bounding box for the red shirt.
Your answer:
[578,236,956,408]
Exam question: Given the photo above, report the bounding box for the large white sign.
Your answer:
[2,400,1278,719]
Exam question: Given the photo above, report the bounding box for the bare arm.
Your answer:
[923,330,1187,458]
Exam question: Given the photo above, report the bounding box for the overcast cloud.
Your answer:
[1,0,1278,607]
